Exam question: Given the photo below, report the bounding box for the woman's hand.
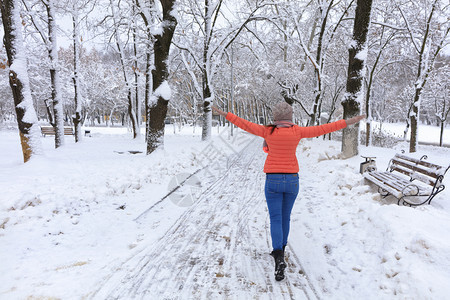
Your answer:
[346,115,366,125]
[212,106,228,117]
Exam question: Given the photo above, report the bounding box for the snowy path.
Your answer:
[92,141,319,299]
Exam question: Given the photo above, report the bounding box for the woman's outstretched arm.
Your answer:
[300,115,366,139]
[212,106,266,138]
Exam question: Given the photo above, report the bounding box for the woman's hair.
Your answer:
[266,124,277,134]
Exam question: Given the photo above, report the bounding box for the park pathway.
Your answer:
[91,141,320,299]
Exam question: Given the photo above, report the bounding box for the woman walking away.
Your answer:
[212,102,364,281]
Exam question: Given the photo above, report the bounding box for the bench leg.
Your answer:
[426,185,445,205]
[398,198,413,207]
[378,187,389,198]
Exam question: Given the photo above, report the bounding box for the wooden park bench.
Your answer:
[41,126,74,137]
[363,153,448,206]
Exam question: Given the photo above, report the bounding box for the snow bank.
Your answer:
[291,139,450,298]
[0,127,201,298]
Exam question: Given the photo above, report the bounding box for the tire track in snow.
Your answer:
[91,141,318,299]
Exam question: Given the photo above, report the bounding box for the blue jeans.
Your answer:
[264,173,299,250]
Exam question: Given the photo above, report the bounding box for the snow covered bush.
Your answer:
[360,129,402,148]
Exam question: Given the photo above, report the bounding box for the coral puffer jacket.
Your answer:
[226,113,347,173]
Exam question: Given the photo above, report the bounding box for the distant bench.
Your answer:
[363,154,448,206]
[40,126,74,137]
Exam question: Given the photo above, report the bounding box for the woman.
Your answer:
[212,102,365,281]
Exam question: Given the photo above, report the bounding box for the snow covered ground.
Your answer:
[0,123,449,299]
[371,122,450,146]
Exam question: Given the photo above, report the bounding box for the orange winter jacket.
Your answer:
[226,113,347,173]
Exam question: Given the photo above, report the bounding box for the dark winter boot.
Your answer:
[270,249,286,281]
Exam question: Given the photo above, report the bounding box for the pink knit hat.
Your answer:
[272,102,293,121]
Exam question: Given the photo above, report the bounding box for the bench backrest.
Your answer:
[389,154,447,186]
[41,127,55,134]
[63,127,73,134]
[41,126,74,135]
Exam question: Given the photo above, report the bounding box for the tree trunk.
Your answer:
[144,46,152,140]
[1,0,42,162]
[146,0,177,154]
[46,0,65,148]
[72,11,82,142]
[409,89,421,152]
[341,0,372,158]
[310,1,333,126]
[132,4,141,127]
[44,99,54,124]
[201,0,213,141]
[365,76,372,147]
[365,50,382,147]
[127,88,138,138]
[201,74,212,141]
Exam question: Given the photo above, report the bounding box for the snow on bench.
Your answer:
[363,154,449,206]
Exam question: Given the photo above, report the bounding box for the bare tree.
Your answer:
[364,20,397,146]
[300,0,354,126]
[435,79,449,147]
[109,0,139,138]
[267,0,354,126]
[175,0,269,141]
[398,0,449,152]
[55,0,98,142]
[1,0,43,162]
[423,67,450,147]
